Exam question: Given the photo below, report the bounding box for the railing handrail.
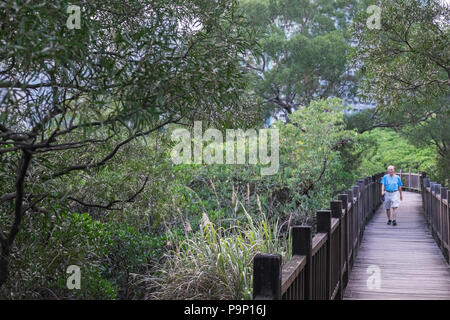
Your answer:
[420,174,449,263]
[253,171,386,300]
[312,233,328,255]
[281,255,306,293]
[252,170,449,300]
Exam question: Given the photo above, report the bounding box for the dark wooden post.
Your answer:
[317,210,332,300]
[352,185,361,248]
[436,184,442,243]
[430,182,436,233]
[424,178,431,224]
[338,194,349,283]
[253,253,282,300]
[347,188,355,265]
[447,189,450,262]
[361,179,366,223]
[378,173,383,205]
[331,200,343,300]
[419,173,424,204]
[368,176,372,213]
[359,179,366,224]
[408,169,411,189]
[365,177,370,219]
[368,177,371,213]
[369,176,374,214]
[376,173,381,205]
[373,174,377,209]
[432,182,438,233]
[440,186,447,255]
[362,178,367,233]
[419,172,427,222]
[292,226,312,300]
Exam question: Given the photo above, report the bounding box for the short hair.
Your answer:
[387,165,395,170]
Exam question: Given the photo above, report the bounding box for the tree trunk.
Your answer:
[0,249,9,288]
[0,150,32,288]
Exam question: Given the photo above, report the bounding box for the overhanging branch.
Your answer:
[67,175,149,211]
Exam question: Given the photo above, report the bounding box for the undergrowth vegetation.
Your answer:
[147,205,289,300]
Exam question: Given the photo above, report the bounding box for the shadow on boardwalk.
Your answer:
[344,191,450,300]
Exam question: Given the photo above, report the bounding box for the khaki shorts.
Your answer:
[383,191,400,209]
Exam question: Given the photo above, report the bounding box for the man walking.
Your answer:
[381,165,403,226]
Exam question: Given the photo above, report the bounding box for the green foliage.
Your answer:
[351,0,449,115]
[0,212,159,299]
[401,113,450,185]
[148,208,289,300]
[350,0,449,183]
[241,0,360,116]
[277,98,358,196]
[356,128,436,178]
[165,98,358,236]
[0,0,264,292]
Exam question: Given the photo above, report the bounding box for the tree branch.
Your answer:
[68,175,149,211]
[0,192,16,203]
[49,117,178,180]
[7,150,32,247]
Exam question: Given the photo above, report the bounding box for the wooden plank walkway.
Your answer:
[344,191,450,300]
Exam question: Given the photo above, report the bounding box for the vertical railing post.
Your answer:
[353,184,361,248]
[369,176,374,214]
[435,184,442,247]
[430,182,436,234]
[362,178,367,224]
[440,186,447,255]
[368,176,372,214]
[366,177,370,218]
[357,180,362,230]
[366,177,371,222]
[292,226,312,300]
[408,169,412,189]
[317,210,332,300]
[447,189,450,262]
[420,173,424,204]
[338,193,349,285]
[420,174,424,212]
[378,173,382,205]
[374,174,379,208]
[346,188,355,267]
[361,179,366,226]
[377,173,381,204]
[424,178,430,223]
[253,253,282,300]
[331,200,343,300]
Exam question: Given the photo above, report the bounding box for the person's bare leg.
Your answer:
[386,209,391,220]
[392,207,398,221]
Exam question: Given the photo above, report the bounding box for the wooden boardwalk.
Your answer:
[344,191,450,299]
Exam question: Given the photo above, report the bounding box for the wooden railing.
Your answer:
[420,174,449,263]
[398,169,421,192]
[253,172,385,300]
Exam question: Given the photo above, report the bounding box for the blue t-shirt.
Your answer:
[381,174,403,192]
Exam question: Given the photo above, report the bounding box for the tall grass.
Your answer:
[145,203,290,300]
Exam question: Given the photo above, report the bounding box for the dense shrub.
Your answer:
[0,212,160,299]
[147,208,289,300]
